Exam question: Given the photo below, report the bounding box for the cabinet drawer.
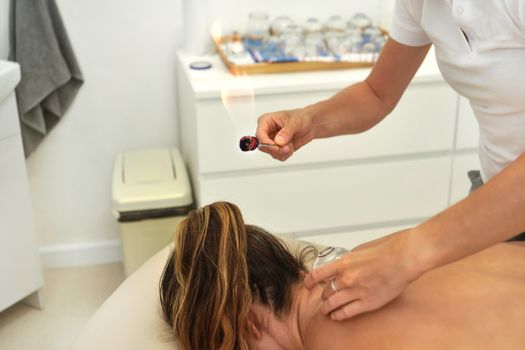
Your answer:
[197,156,451,236]
[196,81,457,174]
[0,93,21,141]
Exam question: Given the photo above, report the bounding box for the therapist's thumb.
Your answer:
[274,128,294,146]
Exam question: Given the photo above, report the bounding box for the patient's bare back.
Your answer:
[305,243,525,350]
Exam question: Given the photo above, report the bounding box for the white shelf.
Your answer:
[177,47,443,99]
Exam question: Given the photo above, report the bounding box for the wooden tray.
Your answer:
[214,36,380,76]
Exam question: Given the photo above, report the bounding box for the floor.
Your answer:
[0,263,125,350]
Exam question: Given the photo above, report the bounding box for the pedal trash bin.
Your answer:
[112,148,193,276]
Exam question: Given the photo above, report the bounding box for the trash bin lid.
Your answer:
[112,148,193,218]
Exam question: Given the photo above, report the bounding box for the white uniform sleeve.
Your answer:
[390,0,432,46]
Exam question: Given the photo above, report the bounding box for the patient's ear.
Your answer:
[247,310,263,339]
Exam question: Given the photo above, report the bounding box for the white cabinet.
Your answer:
[0,61,43,312]
[176,50,474,245]
[199,156,451,235]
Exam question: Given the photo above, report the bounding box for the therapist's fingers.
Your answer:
[256,112,297,160]
[256,108,315,161]
[274,144,294,161]
[309,229,426,321]
[321,280,395,320]
[256,113,285,157]
[256,113,280,143]
[320,286,362,315]
[304,259,341,290]
[320,272,357,301]
[321,282,391,319]
[330,300,372,321]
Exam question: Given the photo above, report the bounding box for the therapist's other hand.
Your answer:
[255,108,315,161]
[304,229,424,320]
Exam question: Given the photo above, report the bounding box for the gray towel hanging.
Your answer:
[9,0,84,157]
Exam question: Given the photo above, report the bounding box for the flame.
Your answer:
[210,18,223,44]
[220,81,254,114]
[220,76,256,134]
[215,14,256,135]
[210,6,258,140]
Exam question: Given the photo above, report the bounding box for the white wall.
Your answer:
[215,0,391,33]
[25,0,183,253]
[0,0,8,59]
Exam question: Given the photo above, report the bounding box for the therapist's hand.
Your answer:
[255,108,315,161]
[304,229,425,320]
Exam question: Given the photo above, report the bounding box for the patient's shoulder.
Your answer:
[303,313,347,350]
[302,311,384,350]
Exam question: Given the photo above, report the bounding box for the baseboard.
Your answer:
[39,240,123,268]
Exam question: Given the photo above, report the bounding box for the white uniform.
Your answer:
[390,0,525,181]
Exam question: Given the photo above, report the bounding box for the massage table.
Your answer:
[71,239,321,350]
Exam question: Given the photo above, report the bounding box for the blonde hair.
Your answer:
[160,201,314,350]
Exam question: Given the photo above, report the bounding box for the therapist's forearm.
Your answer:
[410,152,525,276]
[304,81,392,139]
[304,39,431,140]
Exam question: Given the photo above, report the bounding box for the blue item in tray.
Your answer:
[243,38,299,63]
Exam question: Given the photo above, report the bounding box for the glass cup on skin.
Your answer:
[313,246,350,269]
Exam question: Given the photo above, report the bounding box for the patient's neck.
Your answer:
[285,284,324,349]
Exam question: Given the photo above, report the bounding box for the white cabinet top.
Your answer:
[177,47,443,99]
[0,61,21,104]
